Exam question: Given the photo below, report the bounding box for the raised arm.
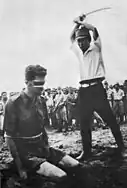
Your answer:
[70,14,86,43]
[70,24,80,43]
[81,22,101,49]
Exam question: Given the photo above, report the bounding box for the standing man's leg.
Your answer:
[77,87,93,160]
[113,101,119,123]
[119,101,124,124]
[62,106,69,132]
[109,100,113,109]
[95,84,124,151]
[123,97,127,122]
[52,112,57,129]
[56,110,63,132]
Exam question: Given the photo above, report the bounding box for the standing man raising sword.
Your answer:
[70,10,125,161]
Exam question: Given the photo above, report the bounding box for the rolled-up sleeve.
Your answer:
[3,100,17,136]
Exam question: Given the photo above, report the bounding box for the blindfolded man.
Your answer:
[4,64,94,188]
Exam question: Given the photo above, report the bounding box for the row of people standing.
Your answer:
[41,80,127,133]
[1,80,126,135]
[42,87,78,132]
[104,81,127,124]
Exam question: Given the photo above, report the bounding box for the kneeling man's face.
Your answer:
[31,76,45,96]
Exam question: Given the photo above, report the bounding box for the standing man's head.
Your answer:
[114,83,120,91]
[52,88,57,98]
[104,81,109,90]
[75,26,91,52]
[47,89,51,97]
[63,88,68,95]
[57,87,62,95]
[25,65,47,96]
[1,92,8,103]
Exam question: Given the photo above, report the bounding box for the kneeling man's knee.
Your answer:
[36,161,67,182]
[57,171,67,182]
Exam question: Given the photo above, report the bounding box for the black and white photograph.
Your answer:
[1,0,127,188]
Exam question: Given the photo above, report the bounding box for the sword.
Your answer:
[85,7,111,16]
[74,7,111,23]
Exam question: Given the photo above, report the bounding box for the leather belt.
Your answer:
[4,132,45,144]
[4,132,42,140]
[81,81,99,88]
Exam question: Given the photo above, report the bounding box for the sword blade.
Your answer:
[85,7,111,16]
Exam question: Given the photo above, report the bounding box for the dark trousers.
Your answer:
[78,83,124,155]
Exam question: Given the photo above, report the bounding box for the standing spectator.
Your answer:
[54,87,68,132]
[112,83,125,124]
[123,80,127,122]
[70,14,124,161]
[51,89,58,129]
[73,89,80,129]
[1,92,8,108]
[41,90,47,101]
[0,101,4,134]
[66,88,77,130]
[0,92,8,132]
[46,90,54,126]
[104,81,113,108]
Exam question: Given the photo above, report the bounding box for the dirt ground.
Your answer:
[1,124,127,188]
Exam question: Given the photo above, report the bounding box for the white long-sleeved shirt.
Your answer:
[71,38,105,82]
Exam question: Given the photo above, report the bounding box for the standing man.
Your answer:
[123,80,127,122]
[70,14,125,161]
[46,90,54,126]
[3,65,92,188]
[0,101,4,134]
[0,92,8,133]
[1,92,8,103]
[103,81,114,108]
[66,88,77,130]
[112,83,125,124]
[54,87,68,132]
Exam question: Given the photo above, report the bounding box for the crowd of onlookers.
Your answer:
[0,80,127,134]
[104,80,127,125]
[43,86,79,132]
[41,80,127,131]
